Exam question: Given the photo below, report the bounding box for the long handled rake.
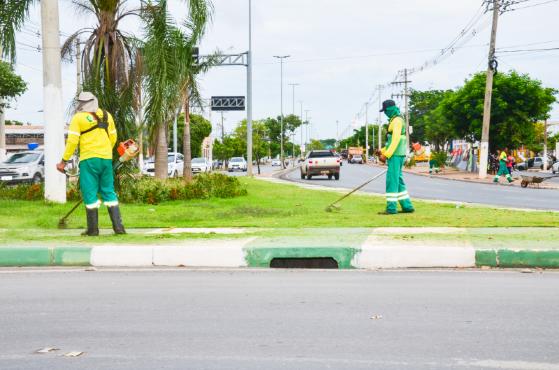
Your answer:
[325,169,387,212]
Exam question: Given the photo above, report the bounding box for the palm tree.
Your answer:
[61,0,140,143]
[142,0,214,181]
[0,1,35,62]
[175,0,214,183]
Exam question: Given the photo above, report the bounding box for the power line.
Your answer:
[497,47,559,53]
[508,0,559,10]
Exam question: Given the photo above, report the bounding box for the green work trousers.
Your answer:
[386,155,414,214]
[79,158,118,208]
[494,161,512,183]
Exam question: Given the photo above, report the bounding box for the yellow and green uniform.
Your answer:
[62,109,119,208]
[494,151,512,183]
[429,153,439,174]
[381,115,414,214]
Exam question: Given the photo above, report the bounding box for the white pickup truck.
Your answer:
[300,150,340,180]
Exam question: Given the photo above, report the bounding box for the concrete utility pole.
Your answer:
[220,111,225,141]
[299,100,303,155]
[391,70,412,153]
[75,39,82,94]
[0,45,6,162]
[479,0,500,178]
[305,109,311,146]
[544,119,548,171]
[273,55,290,168]
[246,0,254,176]
[404,68,411,151]
[364,102,369,163]
[42,0,66,202]
[289,83,299,116]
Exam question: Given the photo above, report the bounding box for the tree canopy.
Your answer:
[0,61,27,113]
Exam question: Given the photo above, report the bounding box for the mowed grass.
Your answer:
[0,177,558,231]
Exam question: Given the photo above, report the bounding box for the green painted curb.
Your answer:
[475,250,498,267]
[476,249,559,268]
[244,247,359,269]
[0,247,91,267]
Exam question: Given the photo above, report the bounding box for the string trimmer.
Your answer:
[57,139,139,229]
[325,169,387,212]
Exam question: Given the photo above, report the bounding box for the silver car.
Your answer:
[0,150,44,184]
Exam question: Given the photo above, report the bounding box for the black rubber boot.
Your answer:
[82,208,99,236]
[107,205,126,234]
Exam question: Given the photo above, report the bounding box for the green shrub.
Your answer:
[404,157,416,168]
[0,173,247,204]
[431,151,448,168]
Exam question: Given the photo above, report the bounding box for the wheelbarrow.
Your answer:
[518,172,559,188]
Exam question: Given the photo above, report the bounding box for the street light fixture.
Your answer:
[273,55,290,169]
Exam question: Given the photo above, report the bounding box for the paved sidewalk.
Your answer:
[1,227,558,269]
[402,163,559,189]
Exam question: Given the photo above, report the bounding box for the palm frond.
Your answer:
[0,0,36,62]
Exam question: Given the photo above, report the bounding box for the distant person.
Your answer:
[428,152,440,175]
[507,152,514,174]
[56,92,126,236]
[377,100,414,214]
[494,150,513,184]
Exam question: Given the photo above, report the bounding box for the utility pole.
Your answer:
[273,55,290,168]
[377,85,383,151]
[544,119,548,171]
[364,102,369,163]
[299,100,303,156]
[75,38,82,94]
[305,110,311,147]
[42,0,66,202]
[288,83,299,115]
[246,0,254,176]
[479,0,500,178]
[391,70,412,153]
[0,45,6,162]
[220,111,226,141]
[336,120,339,146]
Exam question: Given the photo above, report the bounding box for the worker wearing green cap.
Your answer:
[379,100,414,215]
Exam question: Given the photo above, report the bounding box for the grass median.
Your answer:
[0,177,557,244]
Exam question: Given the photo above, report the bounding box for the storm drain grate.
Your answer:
[270,257,339,269]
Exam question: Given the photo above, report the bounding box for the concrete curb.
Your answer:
[1,244,559,269]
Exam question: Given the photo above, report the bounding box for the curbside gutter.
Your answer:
[1,244,559,269]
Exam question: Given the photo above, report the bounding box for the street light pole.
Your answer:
[364,102,369,163]
[288,83,299,115]
[273,55,290,168]
[246,0,254,176]
[42,0,66,202]
[377,85,383,151]
[299,100,303,156]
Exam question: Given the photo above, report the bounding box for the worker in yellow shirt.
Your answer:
[56,92,125,236]
[379,100,414,215]
[494,150,513,184]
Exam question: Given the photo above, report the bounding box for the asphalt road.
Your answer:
[285,162,559,210]
[1,269,558,370]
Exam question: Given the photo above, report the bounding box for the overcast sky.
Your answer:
[6,0,559,142]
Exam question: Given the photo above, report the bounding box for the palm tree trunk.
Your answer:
[182,96,193,182]
[155,122,168,179]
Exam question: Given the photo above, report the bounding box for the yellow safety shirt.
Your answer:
[62,109,117,161]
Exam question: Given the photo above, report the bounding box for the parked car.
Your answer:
[142,152,184,177]
[271,159,282,167]
[300,150,340,180]
[516,157,553,171]
[191,157,211,174]
[0,150,44,184]
[552,161,559,174]
[228,157,247,172]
